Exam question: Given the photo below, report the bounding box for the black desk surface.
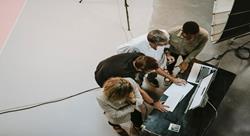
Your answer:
[141,62,236,136]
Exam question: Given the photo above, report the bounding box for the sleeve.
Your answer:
[184,34,208,63]
[168,26,181,54]
[96,97,134,119]
[116,34,147,54]
[125,78,144,107]
[117,46,140,54]
[94,62,106,87]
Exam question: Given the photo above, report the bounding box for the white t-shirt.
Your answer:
[117,34,170,68]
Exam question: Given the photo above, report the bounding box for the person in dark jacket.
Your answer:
[95,52,168,112]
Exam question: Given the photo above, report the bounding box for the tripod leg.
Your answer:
[124,0,131,31]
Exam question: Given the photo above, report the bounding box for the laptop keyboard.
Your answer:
[195,66,211,83]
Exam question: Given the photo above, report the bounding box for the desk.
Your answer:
[141,61,236,136]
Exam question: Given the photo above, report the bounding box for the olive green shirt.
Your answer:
[168,26,208,63]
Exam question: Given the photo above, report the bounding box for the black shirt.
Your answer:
[95,52,144,87]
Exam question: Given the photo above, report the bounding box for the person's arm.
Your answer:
[138,88,154,105]
[155,68,186,86]
[179,35,208,72]
[125,78,144,107]
[116,34,146,54]
[184,32,208,63]
[139,88,169,112]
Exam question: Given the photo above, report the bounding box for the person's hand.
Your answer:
[153,101,169,112]
[126,92,136,105]
[172,77,187,86]
[178,61,189,73]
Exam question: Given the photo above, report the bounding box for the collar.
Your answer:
[177,29,184,39]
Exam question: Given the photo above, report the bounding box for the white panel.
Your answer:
[211,33,221,42]
[213,0,234,13]
[212,11,230,25]
[211,0,235,43]
[211,23,226,35]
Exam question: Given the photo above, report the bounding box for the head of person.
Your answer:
[146,72,159,88]
[134,55,159,72]
[182,21,200,41]
[147,29,170,50]
[103,77,133,101]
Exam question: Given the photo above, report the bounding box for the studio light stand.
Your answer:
[79,0,131,31]
[124,0,131,31]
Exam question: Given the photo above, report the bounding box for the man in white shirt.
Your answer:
[117,29,186,86]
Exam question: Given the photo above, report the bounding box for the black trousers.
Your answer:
[131,109,143,127]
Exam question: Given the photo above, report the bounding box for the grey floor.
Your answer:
[0,0,249,136]
[150,0,250,136]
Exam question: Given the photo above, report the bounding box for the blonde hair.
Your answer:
[103,77,133,101]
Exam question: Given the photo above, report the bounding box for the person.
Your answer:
[94,52,168,112]
[96,77,144,136]
[141,72,163,102]
[95,52,158,87]
[116,29,186,85]
[166,21,209,74]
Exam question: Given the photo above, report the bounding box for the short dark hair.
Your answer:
[182,21,199,34]
[146,72,159,88]
[134,56,159,71]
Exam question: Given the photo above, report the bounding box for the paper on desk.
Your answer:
[164,83,193,112]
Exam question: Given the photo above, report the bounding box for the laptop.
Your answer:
[163,83,194,112]
[187,63,216,84]
[188,72,215,110]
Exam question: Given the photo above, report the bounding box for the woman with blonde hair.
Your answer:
[96,77,143,136]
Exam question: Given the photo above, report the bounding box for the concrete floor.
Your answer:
[150,0,250,136]
[0,0,249,136]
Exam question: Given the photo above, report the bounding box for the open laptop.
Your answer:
[188,72,216,110]
[187,63,216,84]
[163,83,194,112]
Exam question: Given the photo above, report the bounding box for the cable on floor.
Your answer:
[203,40,250,63]
[0,87,100,115]
[201,100,218,136]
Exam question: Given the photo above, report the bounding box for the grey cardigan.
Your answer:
[96,78,143,124]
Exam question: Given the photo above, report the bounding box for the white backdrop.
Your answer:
[0,0,153,135]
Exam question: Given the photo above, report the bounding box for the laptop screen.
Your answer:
[188,72,215,110]
[187,63,216,84]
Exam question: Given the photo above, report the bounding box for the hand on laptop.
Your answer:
[172,77,187,86]
[153,101,169,112]
[179,61,189,73]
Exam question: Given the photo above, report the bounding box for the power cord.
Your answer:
[203,40,250,63]
[0,87,100,115]
[207,100,218,118]
[201,100,218,136]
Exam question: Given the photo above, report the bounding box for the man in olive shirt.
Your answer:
[166,21,209,74]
